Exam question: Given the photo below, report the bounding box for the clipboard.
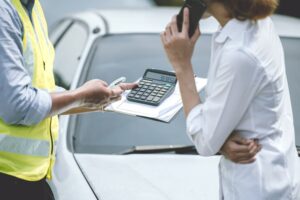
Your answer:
[105,77,207,123]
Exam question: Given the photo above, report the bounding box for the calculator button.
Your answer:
[141,96,147,100]
[137,92,143,95]
[144,92,150,96]
[149,87,155,90]
[159,91,165,95]
[140,89,146,92]
[145,83,151,86]
[146,89,152,93]
[163,87,169,90]
[135,95,141,98]
[131,91,137,94]
[143,86,149,89]
[161,89,167,92]
[128,94,135,98]
[147,96,154,101]
[153,97,161,102]
[152,92,158,95]
[157,94,163,97]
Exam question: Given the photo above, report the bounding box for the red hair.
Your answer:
[221,0,279,20]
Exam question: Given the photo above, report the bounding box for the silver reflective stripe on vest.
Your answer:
[0,134,50,157]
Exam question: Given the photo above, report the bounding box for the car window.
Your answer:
[53,22,88,89]
[72,34,300,155]
[49,19,73,45]
[281,37,300,146]
[73,34,212,154]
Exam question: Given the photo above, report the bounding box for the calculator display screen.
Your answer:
[145,72,177,83]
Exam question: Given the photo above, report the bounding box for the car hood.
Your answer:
[74,154,220,200]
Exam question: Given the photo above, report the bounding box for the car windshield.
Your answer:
[72,34,300,154]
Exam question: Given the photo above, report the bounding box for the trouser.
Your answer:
[0,173,55,200]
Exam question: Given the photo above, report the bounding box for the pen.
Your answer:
[109,77,126,89]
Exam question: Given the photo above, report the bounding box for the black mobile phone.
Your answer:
[177,0,207,38]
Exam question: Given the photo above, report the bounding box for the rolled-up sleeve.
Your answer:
[0,6,52,126]
[186,49,267,156]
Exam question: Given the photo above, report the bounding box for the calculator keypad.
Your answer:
[127,79,174,106]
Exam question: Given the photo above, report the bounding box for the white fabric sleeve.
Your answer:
[186,49,267,156]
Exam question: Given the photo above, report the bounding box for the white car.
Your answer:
[40,0,155,27]
[49,8,300,200]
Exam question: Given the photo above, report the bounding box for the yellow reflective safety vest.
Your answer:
[0,0,59,181]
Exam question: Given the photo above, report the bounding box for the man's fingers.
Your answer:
[111,88,123,97]
[111,83,138,97]
[182,7,189,36]
[119,83,138,90]
[99,80,108,87]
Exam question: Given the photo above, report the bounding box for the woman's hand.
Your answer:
[161,8,201,73]
[220,132,262,164]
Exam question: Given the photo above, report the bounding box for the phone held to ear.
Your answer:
[177,0,207,38]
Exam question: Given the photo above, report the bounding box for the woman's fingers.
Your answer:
[238,158,256,164]
[182,7,190,36]
[191,25,201,43]
[165,24,172,40]
[170,15,179,35]
[160,31,168,45]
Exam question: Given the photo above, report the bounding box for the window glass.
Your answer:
[53,22,88,89]
[73,34,212,154]
[281,38,300,146]
[49,19,73,45]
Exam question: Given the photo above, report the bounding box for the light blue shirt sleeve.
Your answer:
[0,2,52,126]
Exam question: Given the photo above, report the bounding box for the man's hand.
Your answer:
[77,80,137,109]
[50,79,137,116]
[220,132,262,164]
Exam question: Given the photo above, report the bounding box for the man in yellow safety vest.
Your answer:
[0,0,136,199]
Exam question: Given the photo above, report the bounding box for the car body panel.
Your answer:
[75,154,220,200]
[65,8,300,37]
[49,116,97,200]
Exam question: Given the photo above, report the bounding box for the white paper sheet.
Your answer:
[105,77,207,122]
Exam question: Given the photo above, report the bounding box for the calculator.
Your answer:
[127,69,177,106]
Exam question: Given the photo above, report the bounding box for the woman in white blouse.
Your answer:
[161,0,300,199]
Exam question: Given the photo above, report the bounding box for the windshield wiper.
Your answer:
[120,145,198,155]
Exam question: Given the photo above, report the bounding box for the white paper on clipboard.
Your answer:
[105,77,207,123]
